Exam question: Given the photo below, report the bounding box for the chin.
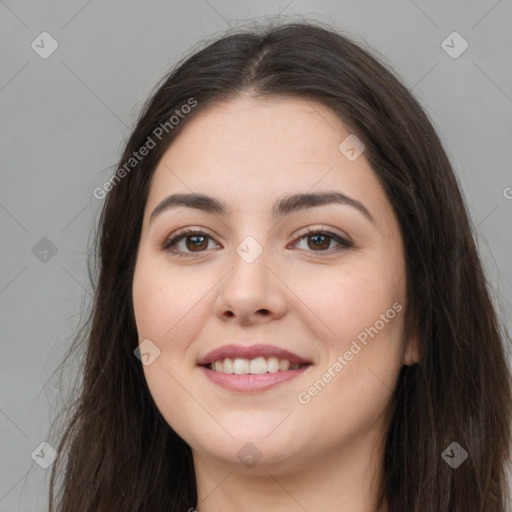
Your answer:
[188,423,310,469]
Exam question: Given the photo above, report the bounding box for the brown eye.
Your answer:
[183,234,209,252]
[162,230,220,257]
[293,229,352,253]
[306,233,331,250]
[162,228,351,258]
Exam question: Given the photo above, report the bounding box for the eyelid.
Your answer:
[294,225,352,244]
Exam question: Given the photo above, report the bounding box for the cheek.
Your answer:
[132,253,209,344]
[294,254,405,347]
[293,304,405,452]
[132,257,207,439]
[293,257,406,413]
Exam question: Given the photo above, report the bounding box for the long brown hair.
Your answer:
[47,19,512,511]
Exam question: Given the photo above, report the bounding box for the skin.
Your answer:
[132,94,419,512]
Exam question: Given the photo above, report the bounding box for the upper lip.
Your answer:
[197,344,312,365]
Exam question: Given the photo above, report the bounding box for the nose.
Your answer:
[213,244,287,325]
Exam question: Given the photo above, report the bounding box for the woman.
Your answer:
[48,20,512,512]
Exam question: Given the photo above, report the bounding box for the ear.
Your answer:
[402,331,421,366]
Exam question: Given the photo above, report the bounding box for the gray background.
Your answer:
[1,1,511,510]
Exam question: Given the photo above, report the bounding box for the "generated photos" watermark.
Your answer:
[297,301,402,404]
[93,97,197,200]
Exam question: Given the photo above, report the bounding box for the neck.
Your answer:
[192,426,389,512]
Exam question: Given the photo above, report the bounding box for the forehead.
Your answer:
[144,95,394,230]
[165,95,346,163]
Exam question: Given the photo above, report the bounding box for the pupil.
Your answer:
[188,235,206,251]
[310,234,329,250]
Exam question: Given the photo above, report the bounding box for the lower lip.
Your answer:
[199,365,311,392]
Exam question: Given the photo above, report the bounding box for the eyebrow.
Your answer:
[149,191,375,224]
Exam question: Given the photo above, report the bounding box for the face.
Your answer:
[132,95,417,474]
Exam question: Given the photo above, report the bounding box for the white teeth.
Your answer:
[267,356,280,373]
[209,356,306,374]
[223,358,234,374]
[213,360,224,372]
[233,358,249,374]
[249,356,267,375]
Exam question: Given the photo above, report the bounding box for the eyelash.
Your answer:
[161,226,352,258]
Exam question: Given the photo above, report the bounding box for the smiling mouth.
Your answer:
[200,356,311,374]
